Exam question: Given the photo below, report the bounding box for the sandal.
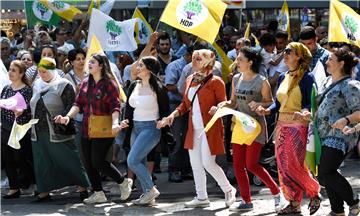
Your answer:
[309,195,322,215]
[277,202,301,215]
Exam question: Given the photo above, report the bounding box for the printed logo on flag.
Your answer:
[176,0,208,29]
[278,13,288,31]
[105,20,122,47]
[343,14,359,42]
[137,21,151,44]
[237,115,257,133]
[49,0,70,12]
[33,0,52,21]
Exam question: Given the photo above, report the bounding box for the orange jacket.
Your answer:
[176,74,226,155]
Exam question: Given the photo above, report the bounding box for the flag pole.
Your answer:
[239,8,243,31]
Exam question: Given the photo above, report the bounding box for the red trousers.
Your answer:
[232,142,280,203]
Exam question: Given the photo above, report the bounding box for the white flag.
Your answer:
[311,60,327,92]
[87,8,137,52]
[8,119,39,149]
[0,60,10,94]
[100,0,115,15]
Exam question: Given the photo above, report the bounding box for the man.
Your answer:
[0,37,13,70]
[165,46,194,183]
[54,28,75,51]
[227,32,242,61]
[156,32,178,77]
[300,26,329,71]
[315,26,327,43]
[221,25,237,53]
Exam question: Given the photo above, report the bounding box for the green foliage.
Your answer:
[344,16,358,34]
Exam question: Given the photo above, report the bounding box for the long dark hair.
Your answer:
[10,60,30,86]
[240,47,262,73]
[89,53,114,81]
[332,48,359,76]
[140,56,164,93]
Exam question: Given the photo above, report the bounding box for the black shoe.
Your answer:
[32,194,51,203]
[169,172,183,183]
[2,190,20,199]
[79,190,89,201]
[181,173,194,181]
[33,190,40,197]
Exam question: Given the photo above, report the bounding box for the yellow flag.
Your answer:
[8,119,39,149]
[251,33,260,45]
[86,35,127,103]
[212,42,233,84]
[278,0,291,39]
[40,0,82,22]
[132,8,154,44]
[87,0,100,15]
[329,0,360,47]
[244,23,250,39]
[204,107,261,145]
[160,0,227,44]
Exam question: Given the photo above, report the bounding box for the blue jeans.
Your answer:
[127,120,161,193]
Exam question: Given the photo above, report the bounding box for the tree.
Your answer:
[106,20,122,40]
[183,0,202,20]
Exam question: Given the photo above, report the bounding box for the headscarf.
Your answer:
[192,49,216,83]
[33,57,62,93]
[287,42,312,94]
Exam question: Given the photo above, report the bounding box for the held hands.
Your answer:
[255,105,269,116]
[112,124,121,136]
[293,110,312,121]
[342,125,357,135]
[120,119,129,129]
[332,117,348,131]
[208,106,218,115]
[248,101,261,112]
[157,115,175,129]
[54,115,70,125]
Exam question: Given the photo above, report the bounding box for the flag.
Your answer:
[100,0,115,15]
[222,0,245,9]
[278,0,291,39]
[251,33,260,45]
[244,22,250,39]
[0,92,27,111]
[306,85,322,175]
[24,0,61,28]
[212,42,233,84]
[132,7,154,44]
[0,60,10,94]
[204,107,261,145]
[8,119,39,149]
[160,0,227,44]
[87,0,100,15]
[328,0,360,47]
[311,60,327,92]
[86,35,127,103]
[88,8,138,52]
[39,0,82,22]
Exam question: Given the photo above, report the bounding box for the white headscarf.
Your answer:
[33,57,63,94]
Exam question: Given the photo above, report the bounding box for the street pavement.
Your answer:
[1,157,359,216]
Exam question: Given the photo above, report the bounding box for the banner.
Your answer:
[8,119,39,149]
[160,0,227,44]
[132,8,154,44]
[39,0,82,22]
[0,92,27,111]
[24,0,61,28]
[278,0,291,39]
[88,8,138,52]
[212,42,233,84]
[0,60,10,94]
[204,107,261,145]
[329,0,360,47]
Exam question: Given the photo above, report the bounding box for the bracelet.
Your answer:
[66,115,72,119]
[344,116,351,125]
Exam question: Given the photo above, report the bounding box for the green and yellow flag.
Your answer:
[24,0,61,28]
[212,42,233,84]
[39,0,82,22]
[160,0,227,44]
[278,0,291,39]
[132,7,154,44]
[328,0,360,47]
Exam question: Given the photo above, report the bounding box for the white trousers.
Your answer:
[188,129,232,200]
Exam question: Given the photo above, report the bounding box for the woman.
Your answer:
[256,42,321,215]
[120,56,169,205]
[316,48,360,216]
[217,47,285,212]
[55,53,132,204]
[30,57,89,202]
[18,51,34,69]
[1,60,34,198]
[160,49,236,208]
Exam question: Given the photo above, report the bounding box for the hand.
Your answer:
[248,101,261,112]
[342,125,356,135]
[293,110,311,121]
[255,106,268,116]
[13,109,24,118]
[332,117,348,130]
[208,106,218,115]
[120,119,129,129]
[149,32,158,45]
[160,115,175,128]
[54,115,70,125]
[112,124,121,136]
[156,119,166,129]
[217,101,228,109]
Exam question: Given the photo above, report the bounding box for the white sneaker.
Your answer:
[184,197,210,208]
[1,178,9,189]
[274,192,287,212]
[139,187,160,204]
[132,195,156,206]
[225,186,237,207]
[119,178,133,200]
[83,191,107,204]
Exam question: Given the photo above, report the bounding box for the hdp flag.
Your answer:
[39,0,82,22]
[100,0,115,15]
[88,8,137,52]
[24,0,61,28]
[329,0,360,47]
[0,60,10,93]
[160,0,227,44]
[212,42,233,84]
[8,119,39,150]
[132,7,154,44]
[306,84,322,175]
[278,0,291,39]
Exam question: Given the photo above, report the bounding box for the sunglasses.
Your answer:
[284,48,293,55]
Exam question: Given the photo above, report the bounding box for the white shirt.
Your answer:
[129,92,159,121]
[187,85,205,130]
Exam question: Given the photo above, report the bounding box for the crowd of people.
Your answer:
[1,16,360,216]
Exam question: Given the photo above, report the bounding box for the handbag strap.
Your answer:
[87,81,93,115]
[318,76,351,105]
[188,73,213,107]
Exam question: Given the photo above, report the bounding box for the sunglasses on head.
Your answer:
[284,48,292,54]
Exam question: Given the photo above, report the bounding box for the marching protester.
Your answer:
[55,53,133,204]
[316,48,360,216]
[256,42,322,215]
[18,51,34,70]
[159,49,236,208]
[1,60,34,198]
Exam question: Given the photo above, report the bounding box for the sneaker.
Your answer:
[139,187,160,204]
[132,195,156,206]
[184,197,210,208]
[83,191,107,204]
[119,178,133,200]
[229,201,254,212]
[225,186,236,207]
[349,202,360,216]
[1,178,9,189]
[274,192,287,212]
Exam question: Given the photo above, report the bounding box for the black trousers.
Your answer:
[1,128,34,190]
[318,146,359,213]
[81,138,124,191]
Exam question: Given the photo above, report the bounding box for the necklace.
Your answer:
[288,68,298,73]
